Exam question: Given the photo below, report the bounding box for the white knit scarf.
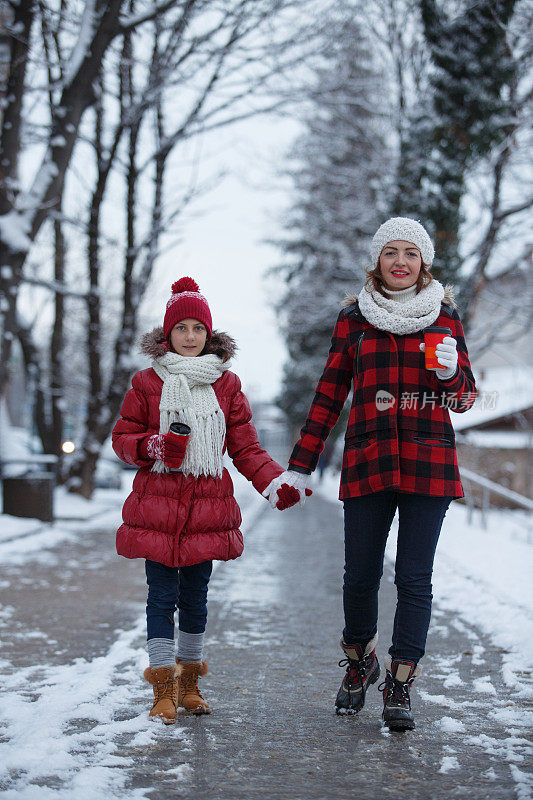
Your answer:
[151,352,229,477]
[357,279,445,334]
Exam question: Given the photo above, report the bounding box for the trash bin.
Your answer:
[2,471,55,522]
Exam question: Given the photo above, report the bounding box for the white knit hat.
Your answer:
[371,217,435,266]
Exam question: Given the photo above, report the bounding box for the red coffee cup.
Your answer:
[423,326,452,370]
[166,422,191,471]
[169,422,191,437]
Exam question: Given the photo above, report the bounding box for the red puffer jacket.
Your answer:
[112,328,283,568]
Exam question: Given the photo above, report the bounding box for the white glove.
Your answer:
[419,336,458,380]
[262,470,312,509]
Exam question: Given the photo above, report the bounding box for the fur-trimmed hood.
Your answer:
[140,326,237,361]
[341,282,457,309]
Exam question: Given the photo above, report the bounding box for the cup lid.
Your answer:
[423,326,452,335]
[169,421,191,435]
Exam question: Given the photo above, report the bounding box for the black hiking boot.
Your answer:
[379,657,419,731]
[335,634,380,715]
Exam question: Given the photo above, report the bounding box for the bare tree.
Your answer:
[364,0,431,216]
[0,0,179,391]
[460,10,533,329]
[0,0,328,495]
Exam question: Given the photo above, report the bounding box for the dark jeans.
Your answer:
[343,491,451,663]
[145,559,212,640]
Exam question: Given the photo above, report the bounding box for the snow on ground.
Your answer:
[0,473,134,543]
[0,462,531,796]
[0,475,135,567]
[0,618,165,800]
[316,468,533,701]
[0,464,262,798]
[428,504,532,697]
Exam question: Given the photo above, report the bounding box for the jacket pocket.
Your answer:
[345,432,376,450]
[412,434,454,448]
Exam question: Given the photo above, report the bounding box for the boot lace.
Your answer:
[182,668,205,699]
[378,674,412,708]
[153,674,178,705]
[339,653,372,688]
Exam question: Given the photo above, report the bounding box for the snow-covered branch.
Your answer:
[20,275,121,300]
[495,196,533,222]
[59,0,96,90]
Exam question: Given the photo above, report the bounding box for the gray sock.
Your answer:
[147,637,175,669]
[176,630,205,663]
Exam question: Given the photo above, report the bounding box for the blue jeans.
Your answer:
[145,559,212,640]
[343,491,451,663]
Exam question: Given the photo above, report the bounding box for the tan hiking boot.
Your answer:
[175,659,210,714]
[143,665,179,724]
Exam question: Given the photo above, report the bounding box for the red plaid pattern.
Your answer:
[289,301,477,499]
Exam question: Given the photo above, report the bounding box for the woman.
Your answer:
[112,277,304,723]
[264,218,476,730]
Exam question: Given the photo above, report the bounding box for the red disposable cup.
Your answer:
[423,326,452,370]
[167,422,191,471]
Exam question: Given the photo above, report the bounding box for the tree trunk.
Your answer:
[51,214,65,458]
[0,0,34,215]
[0,0,125,398]
[0,1,34,396]
[68,82,169,498]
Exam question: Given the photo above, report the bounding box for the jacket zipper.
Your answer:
[355,332,365,376]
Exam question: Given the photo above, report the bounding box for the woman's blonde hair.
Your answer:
[364,260,433,297]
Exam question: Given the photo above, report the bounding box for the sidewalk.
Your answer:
[0,480,531,799]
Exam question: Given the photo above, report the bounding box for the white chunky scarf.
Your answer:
[358,279,445,334]
[151,352,229,477]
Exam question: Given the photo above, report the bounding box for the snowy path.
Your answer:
[0,484,532,799]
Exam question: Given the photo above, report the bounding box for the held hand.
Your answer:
[419,336,458,380]
[262,470,313,510]
[275,483,312,510]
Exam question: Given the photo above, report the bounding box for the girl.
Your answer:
[264,218,477,730]
[112,277,304,723]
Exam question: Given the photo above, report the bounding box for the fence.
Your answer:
[461,466,533,541]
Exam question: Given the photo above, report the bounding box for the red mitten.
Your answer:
[276,484,313,510]
[142,432,189,469]
[138,434,159,461]
[162,431,189,469]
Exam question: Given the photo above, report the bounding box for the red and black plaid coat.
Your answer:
[289,300,477,499]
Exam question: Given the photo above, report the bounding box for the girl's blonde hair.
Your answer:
[364,260,433,297]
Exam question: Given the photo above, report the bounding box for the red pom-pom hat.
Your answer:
[163,276,213,340]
